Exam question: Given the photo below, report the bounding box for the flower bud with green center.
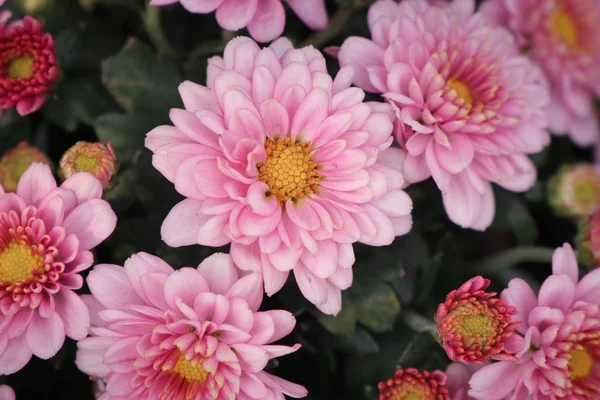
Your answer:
[548,163,600,218]
[59,141,117,188]
[576,210,600,268]
[435,276,520,364]
[0,141,52,192]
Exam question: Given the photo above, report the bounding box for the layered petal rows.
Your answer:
[146,36,413,315]
[0,163,117,374]
[76,252,307,400]
[338,0,550,230]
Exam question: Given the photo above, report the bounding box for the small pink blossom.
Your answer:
[0,385,15,400]
[469,243,600,399]
[76,252,307,400]
[0,163,117,375]
[149,0,328,43]
[482,0,600,147]
[337,0,550,230]
[145,36,412,315]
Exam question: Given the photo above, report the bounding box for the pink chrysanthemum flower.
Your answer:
[0,13,59,116]
[378,367,450,400]
[76,252,308,400]
[149,0,328,43]
[0,163,117,375]
[145,36,413,315]
[435,276,521,364]
[337,0,550,230]
[482,0,600,147]
[469,243,600,400]
[0,384,15,400]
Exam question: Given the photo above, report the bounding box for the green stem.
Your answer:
[400,310,439,340]
[142,7,172,56]
[471,246,555,274]
[301,6,356,48]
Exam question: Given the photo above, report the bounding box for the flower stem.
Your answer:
[301,6,356,48]
[142,6,172,56]
[471,246,555,274]
[400,310,439,340]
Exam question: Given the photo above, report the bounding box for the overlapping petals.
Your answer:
[337,0,550,230]
[469,244,600,400]
[0,163,116,375]
[76,252,307,400]
[149,0,328,43]
[483,0,600,147]
[146,36,413,315]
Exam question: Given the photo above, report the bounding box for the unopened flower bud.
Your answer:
[548,164,600,217]
[0,141,52,192]
[59,141,117,187]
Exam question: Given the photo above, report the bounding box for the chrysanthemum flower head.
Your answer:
[149,0,328,43]
[483,0,600,147]
[0,163,117,375]
[76,252,307,400]
[0,141,52,192]
[0,14,59,116]
[549,163,600,218]
[337,0,550,230]
[59,142,117,188]
[378,367,450,400]
[469,243,600,399]
[0,385,14,400]
[435,276,521,364]
[145,36,412,315]
[577,210,600,268]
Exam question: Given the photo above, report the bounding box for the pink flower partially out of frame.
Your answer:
[469,244,600,399]
[336,0,550,230]
[77,252,307,400]
[149,0,328,43]
[0,163,117,375]
[146,37,412,315]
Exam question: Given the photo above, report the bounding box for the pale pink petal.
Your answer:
[247,0,285,43]
[468,361,523,400]
[197,253,239,294]
[54,289,90,340]
[551,243,579,283]
[16,163,56,206]
[25,313,65,359]
[87,264,142,309]
[216,0,258,31]
[62,199,117,250]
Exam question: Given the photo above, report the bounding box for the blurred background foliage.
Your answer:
[0,0,594,398]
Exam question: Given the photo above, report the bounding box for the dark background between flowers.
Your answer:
[0,0,595,398]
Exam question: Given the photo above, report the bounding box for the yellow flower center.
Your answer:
[401,394,423,400]
[0,241,44,285]
[574,178,600,211]
[7,56,35,79]
[74,154,101,174]
[171,354,208,383]
[447,78,473,106]
[550,8,578,48]
[258,137,322,205]
[569,347,594,380]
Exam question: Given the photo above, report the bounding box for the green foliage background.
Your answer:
[0,0,595,398]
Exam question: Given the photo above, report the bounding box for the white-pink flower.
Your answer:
[149,0,328,43]
[469,244,600,399]
[337,0,550,230]
[76,252,307,400]
[145,36,412,315]
[482,0,600,147]
[0,163,117,375]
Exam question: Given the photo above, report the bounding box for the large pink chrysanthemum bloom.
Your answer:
[482,0,600,147]
[0,163,117,375]
[0,13,60,117]
[149,0,327,43]
[145,36,413,315]
[336,0,550,230]
[469,243,600,399]
[0,384,15,400]
[76,252,308,400]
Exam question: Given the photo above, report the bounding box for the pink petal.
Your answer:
[177,0,224,13]
[263,261,289,296]
[259,99,290,138]
[197,253,238,294]
[286,0,327,30]
[338,37,384,93]
[231,343,269,372]
[294,264,328,305]
[123,252,174,305]
[25,313,65,359]
[226,273,263,312]
[0,335,32,375]
[16,163,56,206]
[248,182,279,217]
[216,0,258,31]
[160,198,206,247]
[238,206,281,236]
[551,243,579,283]
[501,278,538,333]
[538,275,575,312]
[60,173,103,204]
[468,361,522,400]
[54,289,90,340]
[247,0,285,42]
[163,267,209,310]
[62,199,117,250]
[257,371,308,398]
[576,268,600,304]
[87,264,142,309]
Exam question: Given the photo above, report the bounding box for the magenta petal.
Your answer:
[25,313,65,359]
[54,289,90,340]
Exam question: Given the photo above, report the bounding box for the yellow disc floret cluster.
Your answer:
[0,241,44,285]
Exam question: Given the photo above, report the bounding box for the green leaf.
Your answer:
[398,332,444,370]
[94,112,156,162]
[101,38,181,116]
